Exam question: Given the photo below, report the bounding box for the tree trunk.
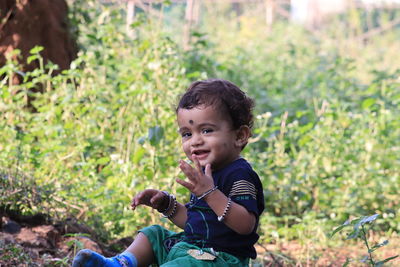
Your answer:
[0,0,78,109]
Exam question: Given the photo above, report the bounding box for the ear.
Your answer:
[235,125,251,148]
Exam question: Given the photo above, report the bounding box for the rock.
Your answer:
[60,236,103,254]
[0,214,126,265]
[1,217,21,234]
[0,232,16,244]
[1,208,49,226]
[16,228,48,248]
[32,225,60,247]
[15,225,60,249]
[55,217,96,237]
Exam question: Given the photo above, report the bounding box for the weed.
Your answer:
[330,214,399,266]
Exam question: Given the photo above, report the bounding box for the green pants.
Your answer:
[139,225,249,267]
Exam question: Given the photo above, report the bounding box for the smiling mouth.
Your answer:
[192,150,209,158]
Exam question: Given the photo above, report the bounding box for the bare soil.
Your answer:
[1,214,399,267]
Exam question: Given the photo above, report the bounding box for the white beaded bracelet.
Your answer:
[217,198,232,222]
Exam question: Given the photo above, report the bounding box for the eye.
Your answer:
[202,128,213,134]
[181,132,191,138]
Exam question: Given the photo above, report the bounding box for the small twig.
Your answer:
[269,252,283,267]
[257,242,284,267]
[5,189,23,196]
[361,225,375,266]
[0,7,14,32]
[14,126,24,185]
[53,196,84,212]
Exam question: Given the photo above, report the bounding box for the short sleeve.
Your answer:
[218,167,263,216]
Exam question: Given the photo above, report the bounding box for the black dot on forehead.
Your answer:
[189,120,194,124]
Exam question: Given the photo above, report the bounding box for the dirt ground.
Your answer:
[1,215,399,267]
[254,238,399,266]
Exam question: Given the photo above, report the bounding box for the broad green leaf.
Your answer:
[27,55,39,64]
[148,126,164,146]
[361,98,376,109]
[348,214,379,232]
[96,157,110,165]
[29,46,44,54]
[356,214,379,228]
[298,122,313,134]
[132,147,145,164]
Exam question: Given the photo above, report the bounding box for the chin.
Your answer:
[199,161,208,167]
[198,160,211,168]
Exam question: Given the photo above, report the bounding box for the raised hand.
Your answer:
[176,156,215,197]
[131,189,168,211]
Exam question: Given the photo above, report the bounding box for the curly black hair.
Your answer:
[176,79,255,131]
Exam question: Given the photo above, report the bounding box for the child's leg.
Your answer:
[72,232,154,267]
[125,232,155,267]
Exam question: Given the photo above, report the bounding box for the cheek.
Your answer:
[182,141,190,154]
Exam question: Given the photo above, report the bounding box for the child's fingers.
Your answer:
[192,156,202,172]
[204,163,212,178]
[131,197,139,210]
[131,190,154,208]
[131,195,143,210]
[176,178,194,191]
[150,191,165,207]
[179,160,197,182]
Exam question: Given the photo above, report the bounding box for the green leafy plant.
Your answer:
[64,233,90,257]
[330,214,399,266]
[1,2,399,259]
[0,241,37,266]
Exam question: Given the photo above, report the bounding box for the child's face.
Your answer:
[177,105,242,171]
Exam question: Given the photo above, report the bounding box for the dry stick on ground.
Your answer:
[256,242,284,267]
[52,196,87,219]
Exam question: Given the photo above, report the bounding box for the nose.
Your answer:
[190,133,204,147]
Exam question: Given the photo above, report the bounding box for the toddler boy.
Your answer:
[73,79,264,267]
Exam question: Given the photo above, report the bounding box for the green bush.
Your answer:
[1,1,399,244]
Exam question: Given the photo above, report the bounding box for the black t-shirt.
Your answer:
[184,158,264,259]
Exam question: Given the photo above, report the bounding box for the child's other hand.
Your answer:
[177,156,214,197]
[131,189,167,211]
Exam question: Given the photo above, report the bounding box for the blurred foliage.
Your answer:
[1,0,399,246]
[330,214,399,266]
